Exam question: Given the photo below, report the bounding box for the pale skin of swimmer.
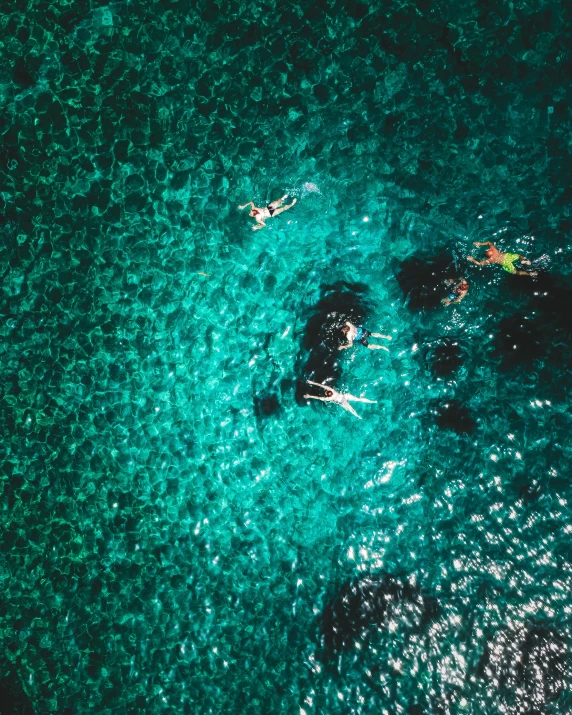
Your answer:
[238,195,297,230]
[338,321,392,352]
[468,241,537,277]
[303,380,376,420]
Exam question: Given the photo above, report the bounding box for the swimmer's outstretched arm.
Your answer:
[468,256,490,266]
[338,342,352,350]
[442,294,465,305]
[474,241,493,247]
[340,400,362,419]
[238,201,255,210]
[306,380,331,390]
[303,394,329,402]
[252,219,266,230]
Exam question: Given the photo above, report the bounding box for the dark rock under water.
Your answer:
[320,573,439,654]
[296,282,370,403]
[433,399,477,436]
[396,253,456,312]
[478,621,567,713]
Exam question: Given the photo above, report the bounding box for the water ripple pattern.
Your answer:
[0,0,571,713]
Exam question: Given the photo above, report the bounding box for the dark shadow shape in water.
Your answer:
[511,472,542,502]
[296,282,369,404]
[494,313,545,369]
[253,392,280,418]
[396,252,456,312]
[433,399,476,436]
[424,338,464,377]
[477,621,567,713]
[320,573,439,654]
[504,272,572,333]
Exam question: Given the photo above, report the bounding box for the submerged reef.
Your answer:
[494,313,546,368]
[495,272,572,369]
[424,338,464,378]
[478,621,568,713]
[432,399,477,436]
[320,573,438,654]
[396,253,456,312]
[253,392,280,418]
[296,282,369,403]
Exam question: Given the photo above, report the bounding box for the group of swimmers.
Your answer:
[442,241,537,307]
[239,195,538,418]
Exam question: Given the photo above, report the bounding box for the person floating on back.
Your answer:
[238,195,297,230]
[468,241,537,277]
[338,321,392,351]
[442,278,469,306]
[303,380,376,419]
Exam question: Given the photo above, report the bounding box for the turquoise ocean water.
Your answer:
[1,1,572,713]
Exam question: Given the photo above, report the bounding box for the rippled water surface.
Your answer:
[1,1,572,713]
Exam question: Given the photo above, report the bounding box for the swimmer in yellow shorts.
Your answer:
[468,241,537,276]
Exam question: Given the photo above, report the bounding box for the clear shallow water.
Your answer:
[1,1,572,713]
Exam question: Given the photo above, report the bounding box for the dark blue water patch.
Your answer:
[432,399,477,436]
[422,338,465,378]
[396,253,457,312]
[477,621,568,714]
[320,573,438,654]
[505,271,572,337]
[253,392,280,418]
[494,313,547,368]
[0,664,34,715]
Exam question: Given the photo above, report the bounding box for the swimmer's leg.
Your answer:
[340,401,362,419]
[268,195,288,210]
[370,333,392,340]
[347,395,377,404]
[368,344,390,351]
[272,198,297,216]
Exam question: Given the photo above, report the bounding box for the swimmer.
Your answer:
[441,278,469,306]
[303,380,376,420]
[238,195,297,230]
[338,321,392,351]
[468,241,537,276]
